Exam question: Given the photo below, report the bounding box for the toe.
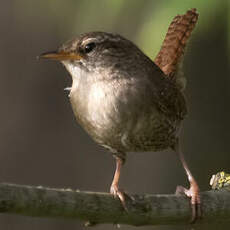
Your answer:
[190,203,197,223]
[176,185,202,223]
[110,184,128,211]
[190,191,202,223]
[190,202,202,223]
[117,191,128,211]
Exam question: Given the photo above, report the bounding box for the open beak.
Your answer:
[38,50,82,61]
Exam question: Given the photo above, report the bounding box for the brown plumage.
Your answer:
[155,8,198,77]
[40,8,201,223]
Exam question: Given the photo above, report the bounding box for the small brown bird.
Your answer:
[40,9,200,222]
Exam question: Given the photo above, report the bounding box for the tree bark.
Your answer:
[0,183,229,226]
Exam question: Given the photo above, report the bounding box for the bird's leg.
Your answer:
[110,156,127,210]
[174,141,202,223]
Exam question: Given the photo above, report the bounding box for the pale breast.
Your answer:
[66,62,180,153]
[70,76,129,148]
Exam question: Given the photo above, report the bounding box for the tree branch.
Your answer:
[0,183,230,226]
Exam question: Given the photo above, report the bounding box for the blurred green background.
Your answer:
[0,0,229,229]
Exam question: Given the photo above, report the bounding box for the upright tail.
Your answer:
[154,8,199,89]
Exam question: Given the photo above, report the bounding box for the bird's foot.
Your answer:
[176,183,202,223]
[110,183,128,211]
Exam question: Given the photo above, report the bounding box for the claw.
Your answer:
[176,184,202,223]
[110,183,128,211]
[173,141,202,223]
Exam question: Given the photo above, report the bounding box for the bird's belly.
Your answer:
[71,96,179,152]
[70,81,180,153]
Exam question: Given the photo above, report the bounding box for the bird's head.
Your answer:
[39,32,151,80]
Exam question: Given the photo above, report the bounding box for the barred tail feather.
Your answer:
[154,8,199,90]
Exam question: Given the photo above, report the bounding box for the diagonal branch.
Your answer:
[0,183,230,226]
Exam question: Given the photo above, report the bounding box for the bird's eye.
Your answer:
[84,42,96,53]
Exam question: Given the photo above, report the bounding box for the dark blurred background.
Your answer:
[0,0,229,229]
